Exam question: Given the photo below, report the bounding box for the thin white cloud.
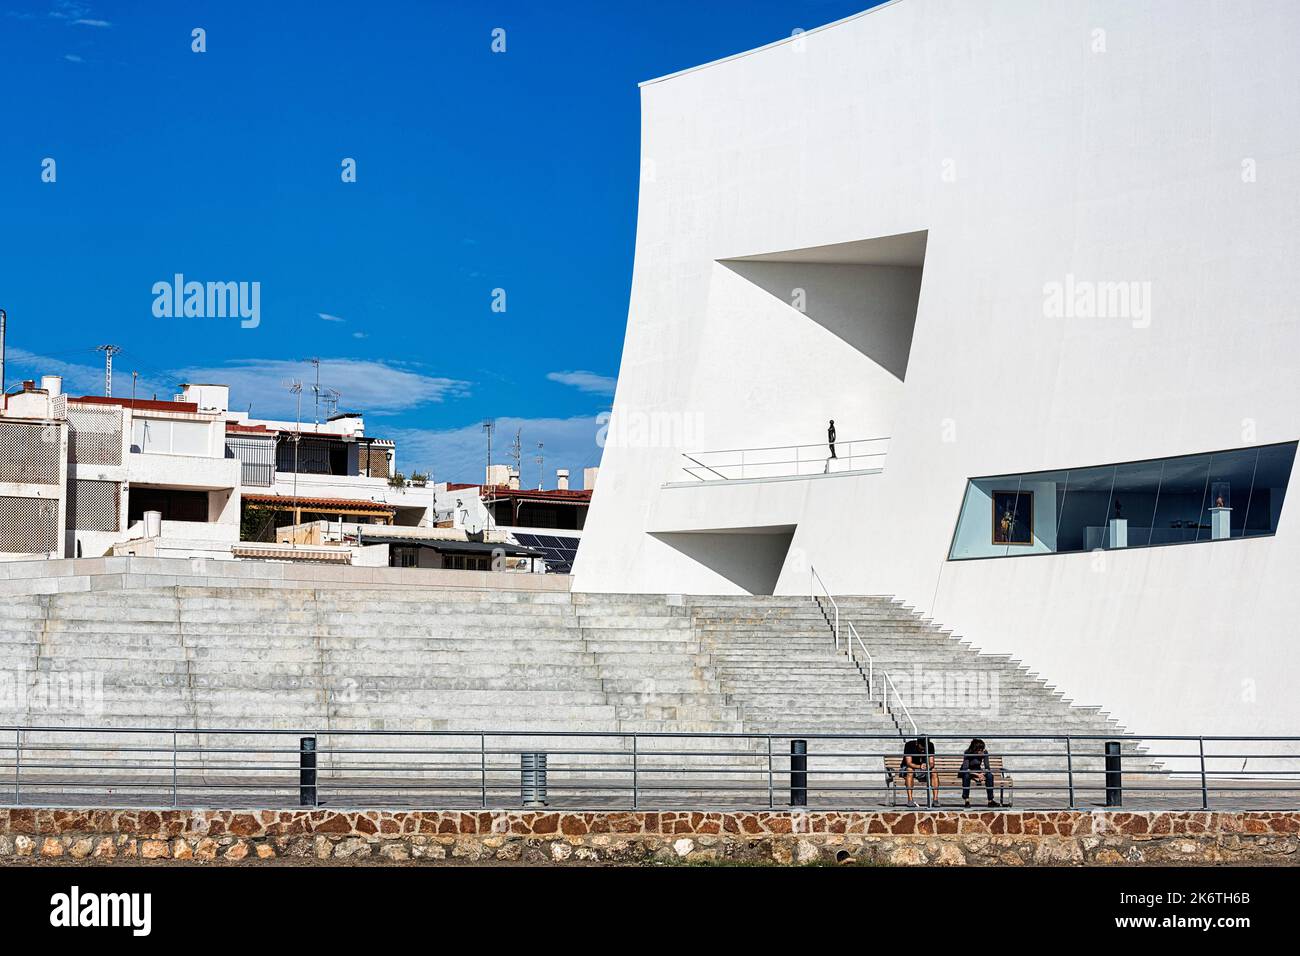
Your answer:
[49,1,89,20]
[352,332,367,339]
[318,312,345,323]
[63,53,82,62]
[173,358,471,418]
[6,346,599,485]
[386,415,605,485]
[5,350,468,418]
[73,17,109,27]
[547,370,617,396]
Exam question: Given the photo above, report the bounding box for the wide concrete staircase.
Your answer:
[685,594,1149,795]
[0,582,1145,806]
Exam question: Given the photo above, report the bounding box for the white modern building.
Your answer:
[572,0,1300,737]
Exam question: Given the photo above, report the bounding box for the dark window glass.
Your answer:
[1057,464,1116,553]
[1200,447,1260,540]
[1242,443,1298,537]
[948,442,1296,560]
[1109,460,1164,548]
[1149,454,1211,546]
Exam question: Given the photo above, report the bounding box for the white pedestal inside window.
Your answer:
[1107,518,1128,549]
[1210,507,1232,540]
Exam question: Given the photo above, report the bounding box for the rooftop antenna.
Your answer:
[287,380,303,540]
[509,428,522,483]
[0,309,7,396]
[482,419,496,486]
[95,344,122,397]
[309,357,321,430]
[535,441,545,490]
[131,371,138,404]
[323,387,341,418]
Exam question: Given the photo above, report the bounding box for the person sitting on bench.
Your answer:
[900,735,939,807]
[960,738,998,808]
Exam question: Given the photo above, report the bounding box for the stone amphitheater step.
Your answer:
[0,584,1151,790]
[685,595,1149,776]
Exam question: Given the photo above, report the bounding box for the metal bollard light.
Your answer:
[1104,740,1122,808]
[521,752,548,807]
[300,736,317,807]
[790,739,808,807]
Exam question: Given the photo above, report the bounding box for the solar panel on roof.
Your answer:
[510,533,580,572]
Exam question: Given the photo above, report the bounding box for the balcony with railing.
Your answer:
[679,436,889,483]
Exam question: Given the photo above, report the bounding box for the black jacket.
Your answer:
[959,752,991,774]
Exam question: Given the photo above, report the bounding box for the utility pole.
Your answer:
[131,371,138,405]
[0,309,7,396]
[482,419,496,486]
[288,380,303,542]
[95,344,122,397]
[309,357,321,430]
[535,441,545,490]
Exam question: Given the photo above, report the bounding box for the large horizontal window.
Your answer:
[948,441,1297,560]
[131,418,211,456]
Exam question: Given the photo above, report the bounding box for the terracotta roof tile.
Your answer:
[241,493,396,513]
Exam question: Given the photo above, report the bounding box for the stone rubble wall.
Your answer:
[0,808,1296,865]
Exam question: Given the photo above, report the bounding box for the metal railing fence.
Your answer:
[1,727,1297,812]
[681,436,889,482]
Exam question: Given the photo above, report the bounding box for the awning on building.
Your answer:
[358,534,541,557]
[231,544,352,563]
[242,493,396,520]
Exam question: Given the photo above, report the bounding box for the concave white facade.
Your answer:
[572,0,1300,737]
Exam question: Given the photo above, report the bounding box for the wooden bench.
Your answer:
[883,754,1013,806]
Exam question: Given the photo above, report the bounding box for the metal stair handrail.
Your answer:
[811,570,917,737]
[811,566,840,649]
[880,668,919,737]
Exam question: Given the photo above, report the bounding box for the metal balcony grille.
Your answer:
[66,479,120,532]
[226,436,275,487]
[67,403,123,467]
[0,495,59,554]
[0,421,61,485]
[276,436,346,476]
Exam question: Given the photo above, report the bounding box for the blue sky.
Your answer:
[0,0,879,483]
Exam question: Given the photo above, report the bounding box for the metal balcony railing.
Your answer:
[239,462,274,487]
[681,436,888,481]
[2,726,1298,812]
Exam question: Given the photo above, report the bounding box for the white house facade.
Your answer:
[572,0,1300,737]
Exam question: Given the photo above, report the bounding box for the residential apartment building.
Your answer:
[0,376,431,561]
[0,378,68,560]
[1,370,589,573]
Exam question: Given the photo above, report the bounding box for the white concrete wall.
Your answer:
[127,452,240,491]
[573,0,1300,736]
